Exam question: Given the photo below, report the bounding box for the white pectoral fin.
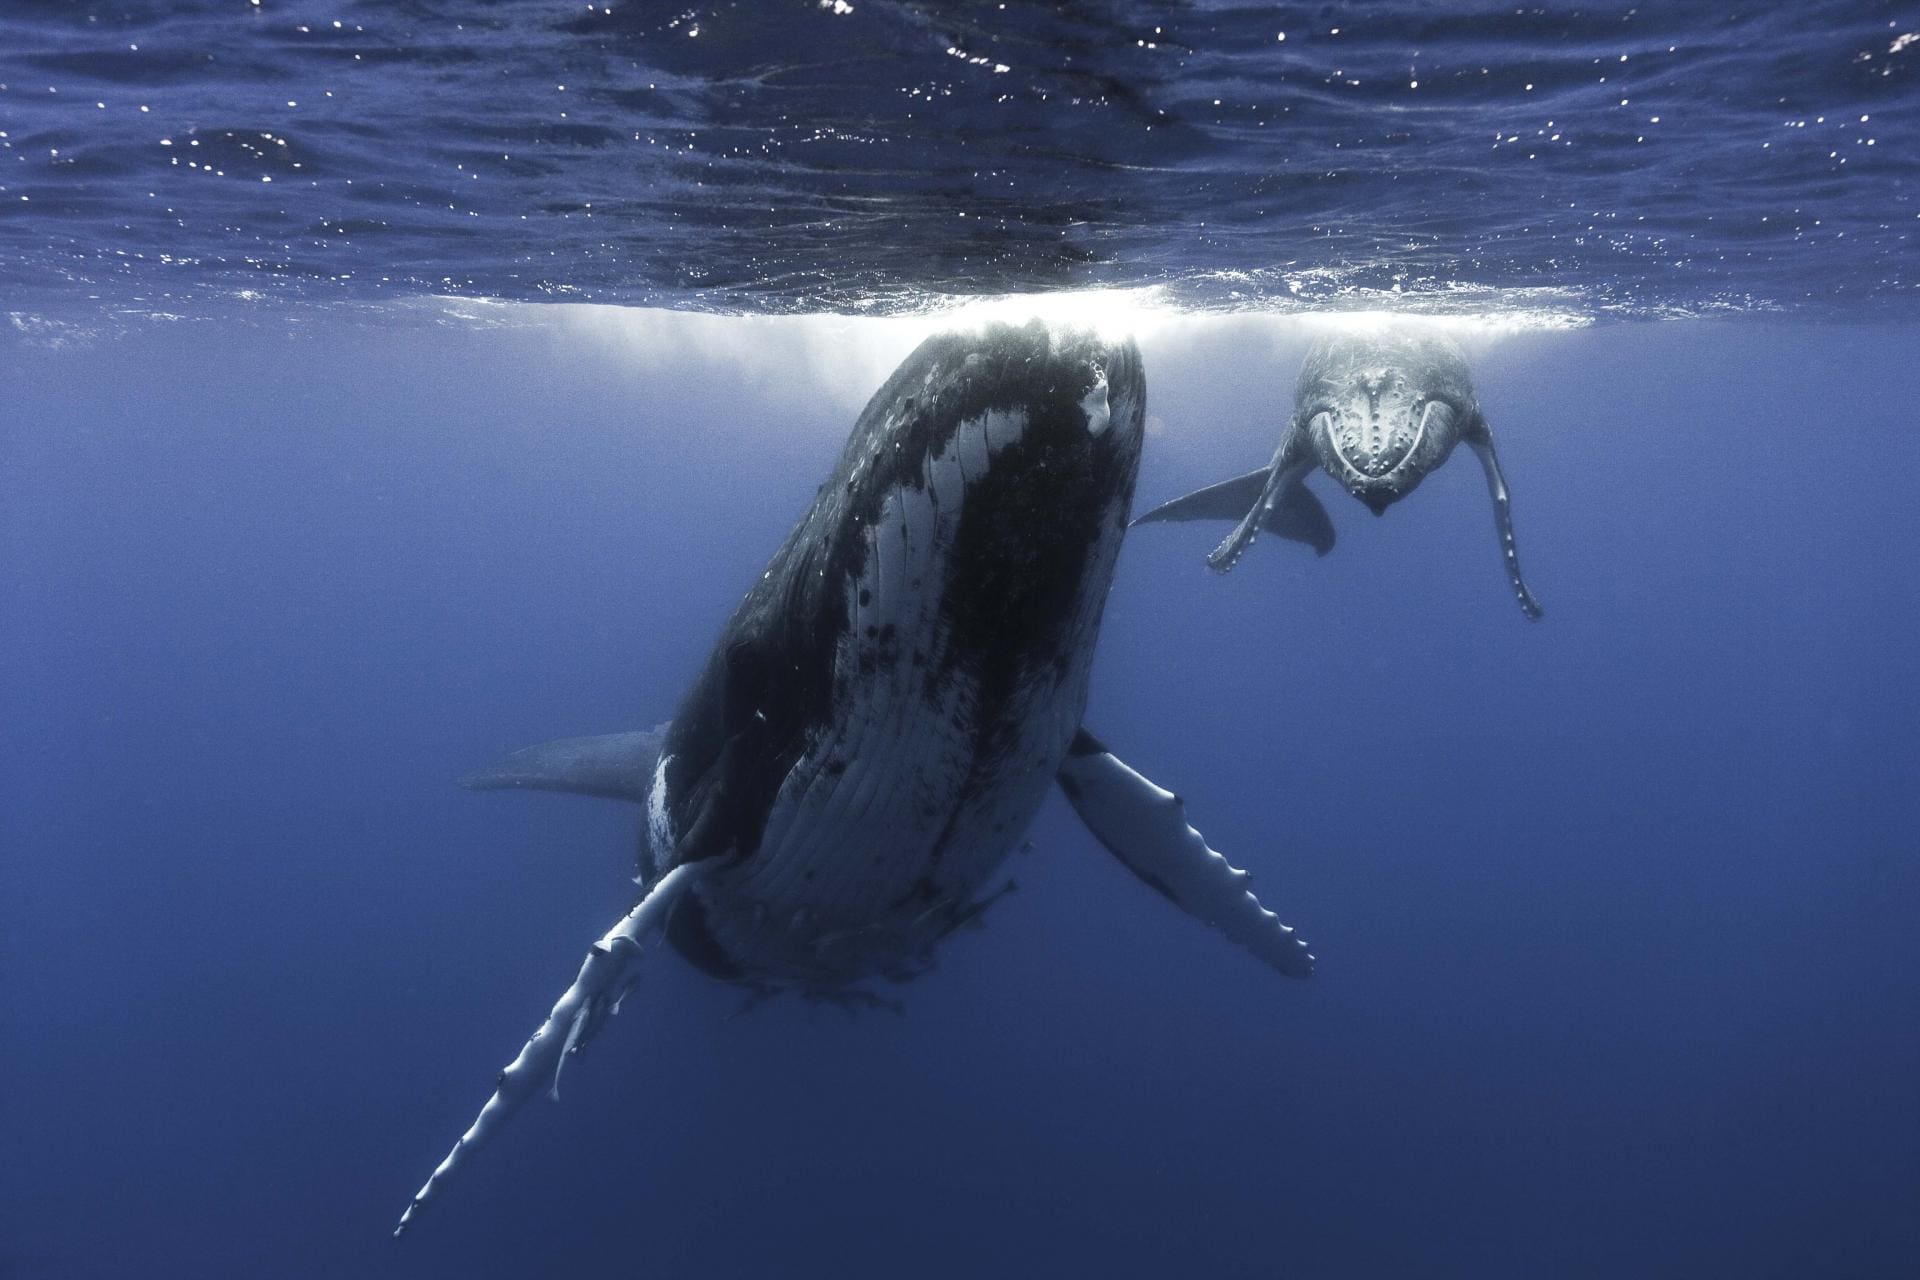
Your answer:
[1057,730,1314,979]
[393,860,711,1238]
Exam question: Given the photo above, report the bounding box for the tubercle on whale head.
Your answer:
[1299,385,1467,514]
[1082,331,1145,449]
[945,319,1146,497]
[890,317,1143,447]
[1015,317,1142,427]
[1292,325,1478,513]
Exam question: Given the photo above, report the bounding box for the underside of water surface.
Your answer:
[0,1,1914,324]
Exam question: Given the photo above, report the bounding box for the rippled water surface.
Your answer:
[2,1,1915,319]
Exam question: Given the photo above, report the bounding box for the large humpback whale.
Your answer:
[394,320,1313,1235]
[1134,326,1544,618]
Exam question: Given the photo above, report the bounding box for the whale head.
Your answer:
[1295,327,1478,514]
[644,318,1146,984]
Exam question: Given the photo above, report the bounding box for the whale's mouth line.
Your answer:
[1321,395,1439,486]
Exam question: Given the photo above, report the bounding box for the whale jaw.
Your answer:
[1313,389,1459,513]
[1355,485,1397,516]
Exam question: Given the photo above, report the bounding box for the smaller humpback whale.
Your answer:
[1134,326,1543,618]
[394,320,1313,1236]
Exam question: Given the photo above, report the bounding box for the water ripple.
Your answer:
[0,1,1912,319]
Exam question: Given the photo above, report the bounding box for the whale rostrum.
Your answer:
[1134,325,1544,619]
[394,320,1314,1236]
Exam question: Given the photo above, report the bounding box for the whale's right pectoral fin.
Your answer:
[1202,422,1319,573]
[459,727,667,803]
[1462,418,1544,621]
[1132,467,1334,557]
[1205,455,1318,573]
[393,860,712,1238]
[1057,729,1314,979]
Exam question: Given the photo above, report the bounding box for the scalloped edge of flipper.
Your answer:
[1056,730,1314,979]
[393,860,710,1238]
[1465,423,1543,621]
[1204,456,1315,574]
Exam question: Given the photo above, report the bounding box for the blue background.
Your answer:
[4,312,1917,1277]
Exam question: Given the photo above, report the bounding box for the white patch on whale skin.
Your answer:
[710,400,1131,987]
[953,408,993,483]
[646,753,674,867]
[982,408,1025,454]
[928,428,966,513]
[1079,371,1111,436]
[959,408,1028,470]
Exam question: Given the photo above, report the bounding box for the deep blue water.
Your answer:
[4,4,1920,1279]
[6,311,1919,1277]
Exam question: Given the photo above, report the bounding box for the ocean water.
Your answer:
[3,5,1918,1279]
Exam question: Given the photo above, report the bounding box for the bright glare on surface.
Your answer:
[541,289,1588,422]
[905,286,1187,343]
[898,289,1589,342]
[1296,307,1591,338]
[552,288,1583,367]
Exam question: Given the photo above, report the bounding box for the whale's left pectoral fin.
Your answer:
[1131,467,1272,526]
[393,860,711,1238]
[1132,467,1335,557]
[459,727,666,803]
[1056,729,1314,978]
[1463,418,1544,621]
[1205,425,1318,573]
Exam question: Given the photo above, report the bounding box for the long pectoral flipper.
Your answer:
[459,728,666,803]
[393,860,711,1237]
[1205,424,1316,573]
[1132,467,1335,556]
[1464,420,1544,620]
[1056,730,1314,978]
[1132,468,1269,525]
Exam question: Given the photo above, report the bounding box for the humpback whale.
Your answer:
[1134,326,1544,618]
[394,320,1313,1235]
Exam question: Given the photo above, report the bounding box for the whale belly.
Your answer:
[703,406,1116,987]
